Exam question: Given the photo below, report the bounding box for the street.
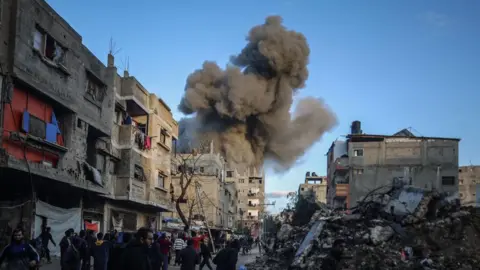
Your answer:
[41,248,260,270]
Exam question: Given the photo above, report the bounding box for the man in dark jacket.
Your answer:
[40,227,56,264]
[91,232,111,270]
[149,234,163,270]
[213,242,238,270]
[199,238,213,270]
[0,228,39,270]
[121,228,153,270]
[179,240,196,270]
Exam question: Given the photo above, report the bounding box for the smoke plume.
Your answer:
[178,16,337,171]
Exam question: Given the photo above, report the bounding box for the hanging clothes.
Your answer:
[123,115,132,125]
[144,136,151,150]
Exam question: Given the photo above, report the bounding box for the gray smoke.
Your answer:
[178,16,337,171]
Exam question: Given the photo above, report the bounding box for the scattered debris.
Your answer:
[249,186,480,270]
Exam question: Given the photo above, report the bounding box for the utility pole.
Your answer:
[258,201,275,241]
[194,181,216,253]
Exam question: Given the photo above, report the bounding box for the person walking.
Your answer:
[179,240,197,270]
[121,228,153,270]
[0,228,39,270]
[158,233,171,270]
[173,235,185,266]
[40,227,56,264]
[199,238,213,270]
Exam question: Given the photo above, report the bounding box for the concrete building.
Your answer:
[226,167,265,233]
[327,121,460,209]
[105,59,179,232]
[458,166,480,206]
[0,0,115,245]
[168,148,238,233]
[298,172,327,204]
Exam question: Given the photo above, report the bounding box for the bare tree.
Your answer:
[171,140,211,231]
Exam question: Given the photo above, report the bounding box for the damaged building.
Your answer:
[0,0,177,251]
[458,165,480,206]
[167,144,238,238]
[298,172,327,204]
[327,121,460,210]
[105,56,178,233]
[0,0,114,250]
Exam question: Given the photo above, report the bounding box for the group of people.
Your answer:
[0,226,244,270]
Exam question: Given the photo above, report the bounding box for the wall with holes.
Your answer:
[2,87,65,166]
[9,0,114,135]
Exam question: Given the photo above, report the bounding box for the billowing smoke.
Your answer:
[178,16,337,171]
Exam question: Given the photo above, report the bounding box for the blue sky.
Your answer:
[46,0,480,212]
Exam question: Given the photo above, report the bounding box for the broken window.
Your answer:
[85,73,106,102]
[29,115,46,139]
[353,149,364,157]
[33,27,66,65]
[134,165,145,181]
[441,176,455,186]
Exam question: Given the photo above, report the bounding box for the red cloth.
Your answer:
[158,239,171,255]
[84,221,99,232]
[145,136,151,149]
[192,236,204,251]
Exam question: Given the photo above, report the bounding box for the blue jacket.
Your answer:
[0,242,39,270]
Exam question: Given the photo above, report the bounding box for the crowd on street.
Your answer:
[0,225,262,270]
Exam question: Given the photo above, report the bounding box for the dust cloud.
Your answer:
[178,16,337,172]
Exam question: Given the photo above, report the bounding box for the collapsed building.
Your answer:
[250,185,480,270]
[326,121,460,210]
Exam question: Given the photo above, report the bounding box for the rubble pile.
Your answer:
[250,187,480,270]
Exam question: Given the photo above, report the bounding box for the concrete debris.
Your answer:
[250,186,480,270]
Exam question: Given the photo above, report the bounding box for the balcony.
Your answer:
[148,189,174,211]
[116,124,150,152]
[335,184,349,197]
[119,77,149,116]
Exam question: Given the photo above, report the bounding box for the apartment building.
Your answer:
[0,0,115,246]
[226,167,265,233]
[298,172,327,204]
[327,121,460,209]
[168,147,237,233]
[106,58,179,232]
[458,165,480,206]
[0,0,178,249]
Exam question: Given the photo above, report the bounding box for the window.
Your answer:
[134,165,144,181]
[226,171,233,178]
[0,0,3,25]
[157,173,165,188]
[200,167,204,173]
[441,176,455,186]
[459,193,464,198]
[29,115,46,139]
[353,149,364,157]
[239,179,244,184]
[33,27,66,65]
[301,188,305,191]
[160,128,168,145]
[459,179,464,185]
[109,160,117,175]
[259,180,262,184]
[249,179,253,183]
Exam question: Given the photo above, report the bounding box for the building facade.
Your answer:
[327,121,460,209]
[298,172,327,204]
[458,165,480,206]
[0,0,178,248]
[0,0,115,245]
[105,58,178,232]
[168,149,238,233]
[227,167,265,233]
